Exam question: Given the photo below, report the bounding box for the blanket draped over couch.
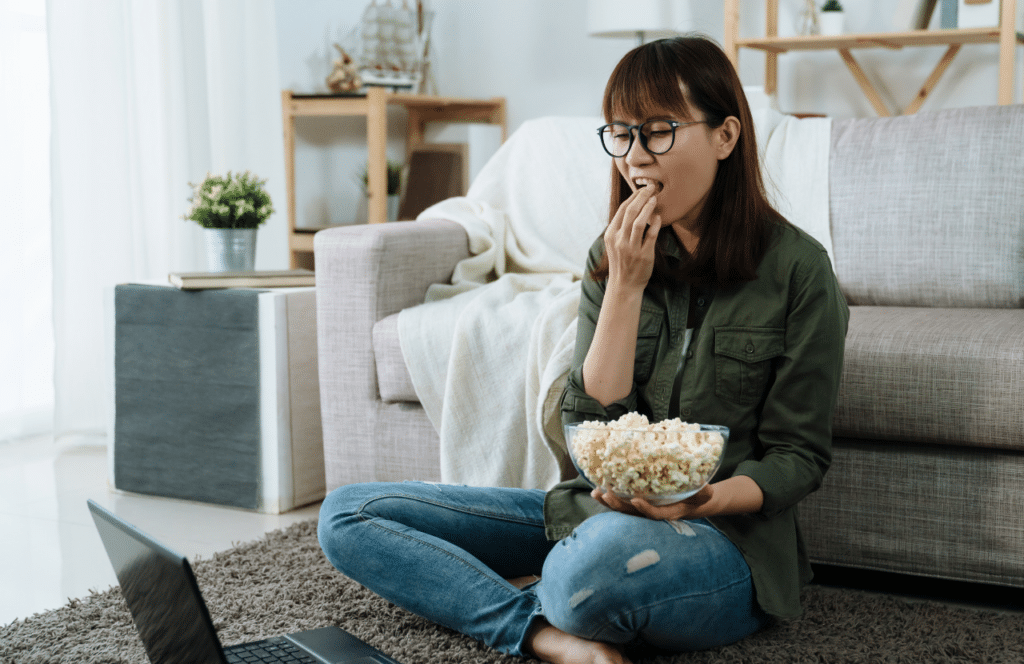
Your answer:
[396,111,833,489]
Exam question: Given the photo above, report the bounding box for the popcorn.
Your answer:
[569,413,725,497]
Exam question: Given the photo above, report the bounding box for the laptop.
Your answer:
[87,499,402,664]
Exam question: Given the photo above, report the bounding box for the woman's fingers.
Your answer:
[609,186,657,246]
[606,186,647,238]
[627,193,658,246]
[591,486,643,516]
[604,185,660,288]
[642,212,662,251]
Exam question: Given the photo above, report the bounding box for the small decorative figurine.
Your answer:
[326,44,363,93]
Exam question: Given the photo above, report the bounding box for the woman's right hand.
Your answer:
[603,185,662,291]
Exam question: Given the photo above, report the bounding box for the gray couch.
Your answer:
[314,104,1024,589]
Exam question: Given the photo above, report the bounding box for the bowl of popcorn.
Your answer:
[565,413,728,506]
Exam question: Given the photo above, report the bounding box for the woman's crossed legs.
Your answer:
[317,482,766,659]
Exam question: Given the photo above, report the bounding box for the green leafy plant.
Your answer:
[358,161,403,196]
[183,171,274,229]
[821,0,843,11]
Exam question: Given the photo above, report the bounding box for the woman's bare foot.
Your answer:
[525,620,633,664]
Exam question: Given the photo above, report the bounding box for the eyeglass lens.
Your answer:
[600,121,676,157]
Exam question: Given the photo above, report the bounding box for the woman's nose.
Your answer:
[623,133,654,166]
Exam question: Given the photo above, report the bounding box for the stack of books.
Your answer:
[168,269,315,290]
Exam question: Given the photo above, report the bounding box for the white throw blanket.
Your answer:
[398,112,833,490]
[754,109,835,265]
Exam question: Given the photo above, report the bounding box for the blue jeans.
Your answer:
[317,482,768,657]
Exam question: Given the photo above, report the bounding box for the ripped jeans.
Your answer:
[317,482,768,657]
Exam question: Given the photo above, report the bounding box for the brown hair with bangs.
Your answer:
[592,35,788,288]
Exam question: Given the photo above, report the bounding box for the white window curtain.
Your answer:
[47,0,287,446]
[0,0,54,444]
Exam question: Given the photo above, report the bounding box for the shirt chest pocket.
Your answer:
[633,308,664,383]
[714,327,785,405]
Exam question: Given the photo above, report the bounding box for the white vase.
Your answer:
[205,228,257,272]
[819,11,845,35]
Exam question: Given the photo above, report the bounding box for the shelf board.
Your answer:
[284,91,504,118]
[738,27,1023,54]
[285,96,370,117]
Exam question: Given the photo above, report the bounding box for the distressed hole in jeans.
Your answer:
[626,549,661,573]
[569,588,594,608]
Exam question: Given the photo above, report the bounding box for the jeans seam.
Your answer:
[582,572,754,642]
[361,518,543,657]
[362,515,541,600]
[357,492,548,529]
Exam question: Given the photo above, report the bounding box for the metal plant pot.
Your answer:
[205,228,257,272]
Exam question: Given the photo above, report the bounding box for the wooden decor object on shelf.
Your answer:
[397,143,468,222]
[723,0,1022,117]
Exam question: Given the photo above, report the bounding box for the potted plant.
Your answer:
[819,0,845,35]
[358,160,403,221]
[184,171,274,272]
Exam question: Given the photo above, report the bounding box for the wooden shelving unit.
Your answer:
[281,88,507,269]
[724,0,1022,116]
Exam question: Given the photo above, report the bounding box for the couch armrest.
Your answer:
[313,219,468,488]
[315,218,469,320]
[314,218,469,397]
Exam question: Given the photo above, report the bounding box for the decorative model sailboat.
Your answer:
[358,0,429,90]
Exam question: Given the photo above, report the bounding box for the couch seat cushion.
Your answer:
[374,313,418,402]
[834,306,1024,451]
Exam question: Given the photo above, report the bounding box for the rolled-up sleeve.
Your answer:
[560,239,641,425]
[734,248,849,518]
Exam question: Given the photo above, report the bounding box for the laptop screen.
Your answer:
[89,501,225,664]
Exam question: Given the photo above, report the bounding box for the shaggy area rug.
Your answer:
[2,519,1022,664]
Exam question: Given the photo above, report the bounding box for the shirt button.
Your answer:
[685,349,694,359]
[696,298,706,307]
[682,408,692,418]
[746,344,755,353]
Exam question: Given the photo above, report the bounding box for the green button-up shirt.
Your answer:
[544,222,849,619]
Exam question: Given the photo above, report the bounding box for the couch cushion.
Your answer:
[833,306,1024,451]
[374,313,418,402]
[830,105,1024,308]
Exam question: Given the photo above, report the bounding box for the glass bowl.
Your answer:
[564,422,729,506]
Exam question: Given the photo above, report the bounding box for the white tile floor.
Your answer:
[0,435,322,627]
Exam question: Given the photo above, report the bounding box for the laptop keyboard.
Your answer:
[224,637,319,663]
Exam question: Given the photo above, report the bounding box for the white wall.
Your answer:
[275,0,1023,229]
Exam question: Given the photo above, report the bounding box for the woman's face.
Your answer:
[612,106,738,232]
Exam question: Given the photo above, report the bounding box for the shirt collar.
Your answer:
[661,228,686,262]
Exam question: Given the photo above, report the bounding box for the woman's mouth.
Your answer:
[633,177,663,193]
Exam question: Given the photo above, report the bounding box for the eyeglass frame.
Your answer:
[596,120,708,158]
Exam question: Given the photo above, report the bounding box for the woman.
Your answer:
[318,35,848,664]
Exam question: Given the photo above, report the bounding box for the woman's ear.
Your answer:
[714,116,741,160]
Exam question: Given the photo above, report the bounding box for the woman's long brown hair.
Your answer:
[592,35,788,288]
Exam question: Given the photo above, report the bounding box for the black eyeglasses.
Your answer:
[597,120,707,158]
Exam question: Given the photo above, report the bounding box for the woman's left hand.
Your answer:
[591,475,764,521]
[591,484,715,521]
